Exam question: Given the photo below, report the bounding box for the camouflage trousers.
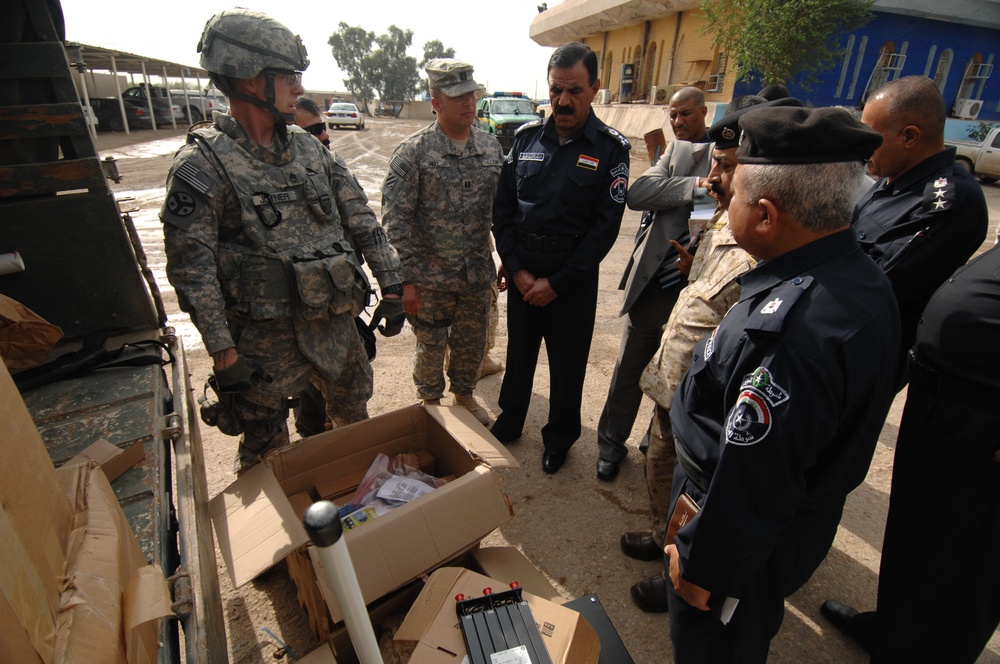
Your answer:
[485,280,499,354]
[407,286,491,400]
[647,404,678,547]
[230,312,372,465]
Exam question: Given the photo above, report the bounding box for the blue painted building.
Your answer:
[732,8,1000,121]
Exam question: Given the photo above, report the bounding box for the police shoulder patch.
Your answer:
[725,367,789,446]
[744,277,811,334]
[600,125,631,150]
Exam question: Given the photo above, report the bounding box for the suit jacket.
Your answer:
[617,139,713,316]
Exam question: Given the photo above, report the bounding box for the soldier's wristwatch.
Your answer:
[382,284,404,297]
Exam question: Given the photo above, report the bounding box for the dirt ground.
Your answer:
[95,118,1000,664]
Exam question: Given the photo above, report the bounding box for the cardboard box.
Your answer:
[210,405,517,633]
[65,437,145,483]
[395,567,601,664]
[0,363,172,664]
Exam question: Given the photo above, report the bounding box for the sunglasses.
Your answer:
[303,123,326,137]
[270,70,303,86]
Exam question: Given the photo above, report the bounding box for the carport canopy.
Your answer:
[66,41,213,134]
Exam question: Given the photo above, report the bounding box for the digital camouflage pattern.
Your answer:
[381,122,501,400]
[161,113,399,457]
[640,211,754,408]
[408,288,492,400]
[381,122,501,291]
[197,8,309,80]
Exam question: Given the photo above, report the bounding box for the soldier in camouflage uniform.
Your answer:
[623,97,796,613]
[380,59,502,427]
[160,9,404,472]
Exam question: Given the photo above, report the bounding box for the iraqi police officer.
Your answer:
[381,58,502,426]
[490,41,631,474]
[662,107,900,662]
[160,9,403,473]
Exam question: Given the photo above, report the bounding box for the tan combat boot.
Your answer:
[478,354,503,380]
[453,393,493,427]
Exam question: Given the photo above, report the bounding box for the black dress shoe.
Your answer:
[596,458,620,481]
[820,600,876,651]
[620,531,662,561]
[630,573,670,613]
[542,449,565,474]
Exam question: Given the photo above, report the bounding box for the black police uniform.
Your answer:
[873,243,1000,664]
[491,109,630,453]
[667,229,900,663]
[853,146,988,381]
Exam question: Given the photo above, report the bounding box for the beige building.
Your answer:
[530,0,734,105]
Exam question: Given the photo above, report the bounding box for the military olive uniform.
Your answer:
[161,114,400,462]
[381,122,502,400]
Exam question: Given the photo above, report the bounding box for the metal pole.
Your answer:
[302,502,383,664]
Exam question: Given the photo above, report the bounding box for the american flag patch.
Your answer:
[577,154,599,171]
[175,162,215,195]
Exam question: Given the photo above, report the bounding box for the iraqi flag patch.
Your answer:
[725,367,788,446]
[577,154,599,170]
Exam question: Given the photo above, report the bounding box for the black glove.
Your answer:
[369,297,405,337]
[214,356,273,393]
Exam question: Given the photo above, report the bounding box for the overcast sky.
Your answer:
[61,0,556,98]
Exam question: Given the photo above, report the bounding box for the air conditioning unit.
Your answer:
[595,89,611,105]
[705,74,723,93]
[953,97,983,120]
[650,86,669,105]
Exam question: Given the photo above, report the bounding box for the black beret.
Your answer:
[737,106,882,164]
[708,97,803,149]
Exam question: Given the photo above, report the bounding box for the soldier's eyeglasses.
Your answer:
[303,123,326,136]
[271,70,303,86]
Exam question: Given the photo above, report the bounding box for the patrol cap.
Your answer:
[425,58,484,97]
[737,106,882,164]
[708,97,803,150]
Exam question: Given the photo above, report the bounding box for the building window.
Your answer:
[650,41,660,88]
[976,54,994,99]
[892,42,909,81]
[958,54,991,100]
[933,48,954,92]
[835,34,856,98]
[863,41,905,103]
[924,45,937,77]
[847,36,868,100]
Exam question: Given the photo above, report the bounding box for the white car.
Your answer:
[326,102,365,130]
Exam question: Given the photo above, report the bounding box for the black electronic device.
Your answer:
[455,583,553,664]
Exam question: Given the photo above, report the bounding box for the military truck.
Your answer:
[475,92,539,152]
[949,124,1000,184]
[0,1,225,662]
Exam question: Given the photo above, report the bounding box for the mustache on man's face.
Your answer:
[710,181,724,196]
[554,104,574,115]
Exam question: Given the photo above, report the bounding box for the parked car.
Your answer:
[948,124,1000,184]
[88,97,153,131]
[122,84,225,124]
[326,101,365,130]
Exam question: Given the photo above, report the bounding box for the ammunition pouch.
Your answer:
[290,249,371,320]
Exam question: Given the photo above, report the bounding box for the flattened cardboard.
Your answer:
[53,461,172,664]
[0,361,72,664]
[66,437,145,483]
[211,405,516,628]
[395,567,601,664]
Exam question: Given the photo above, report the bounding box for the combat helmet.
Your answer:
[197,9,309,124]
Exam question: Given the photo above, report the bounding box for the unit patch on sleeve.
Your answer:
[725,367,789,446]
[166,191,196,217]
[609,162,629,204]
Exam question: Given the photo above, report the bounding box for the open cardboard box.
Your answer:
[395,567,601,664]
[210,405,517,635]
[0,363,171,664]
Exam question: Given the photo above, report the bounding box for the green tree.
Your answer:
[328,23,377,110]
[420,40,456,68]
[700,0,874,88]
[368,26,421,108]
